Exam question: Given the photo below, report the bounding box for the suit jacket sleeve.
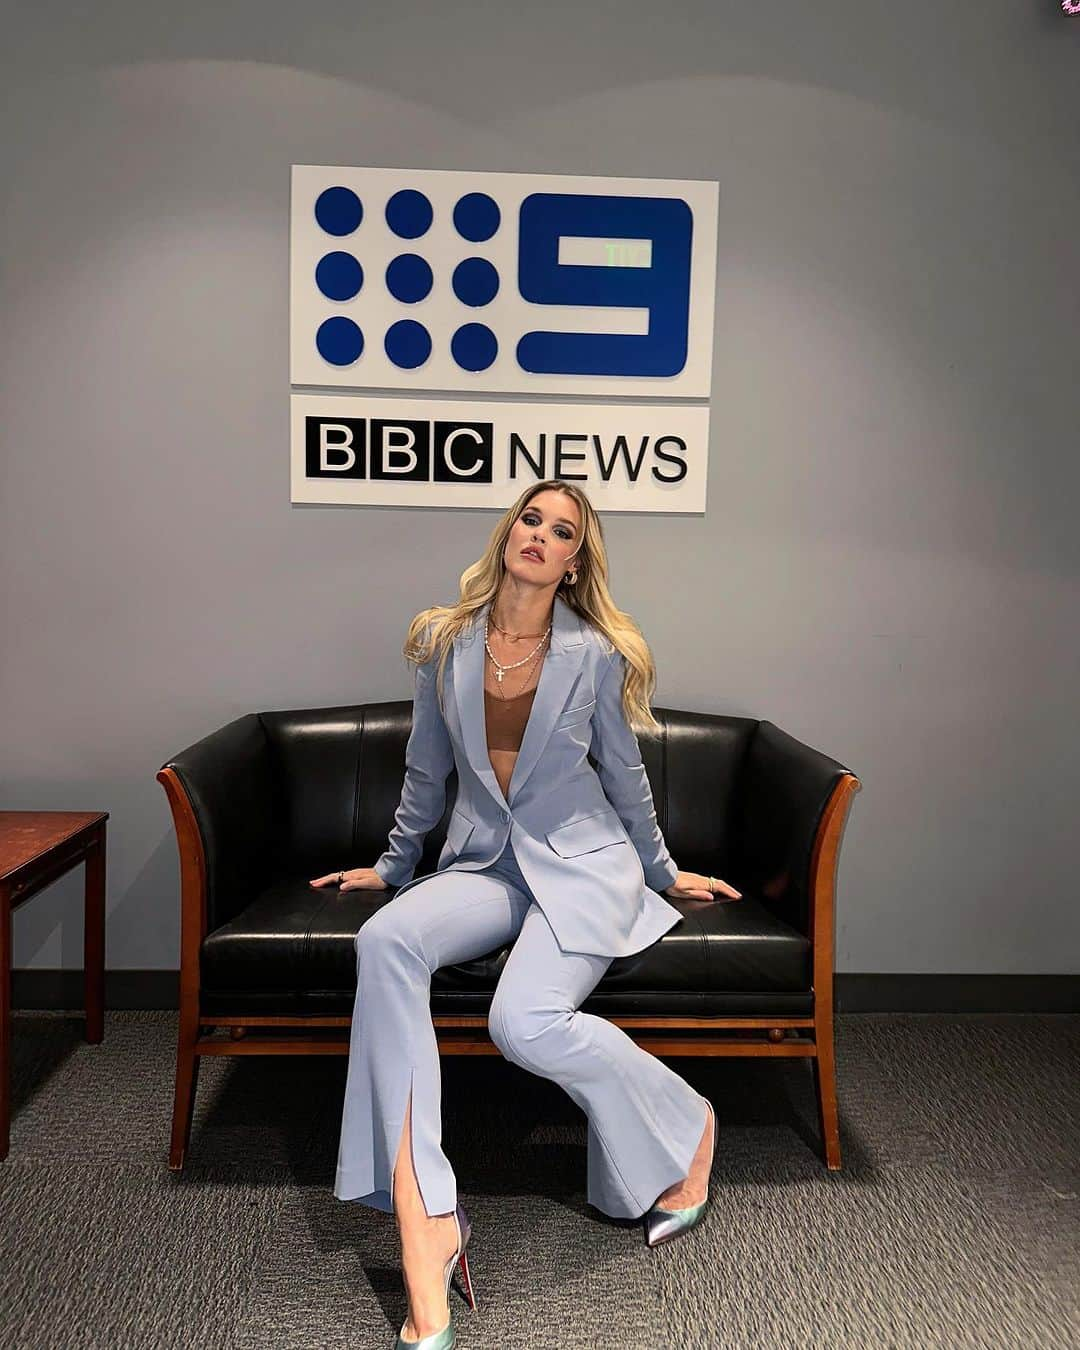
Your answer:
[373,652,455,886]
[590,650,679,893]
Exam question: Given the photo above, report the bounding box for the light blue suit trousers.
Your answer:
[334,833,710,1221]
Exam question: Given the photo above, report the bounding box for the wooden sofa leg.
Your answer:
[169,1007,200,1171]
[812,1021,842,1170]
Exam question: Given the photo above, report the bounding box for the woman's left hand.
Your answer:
[664,870,742,902]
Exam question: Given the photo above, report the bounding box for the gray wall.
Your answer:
[3,2,1077,976]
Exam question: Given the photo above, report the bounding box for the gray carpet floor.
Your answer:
[0,1011,1077,1349]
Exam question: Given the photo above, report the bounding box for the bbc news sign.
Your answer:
[289,165,717,510]
[290,396,709,511]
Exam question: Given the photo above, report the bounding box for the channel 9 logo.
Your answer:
[290,166,719,400]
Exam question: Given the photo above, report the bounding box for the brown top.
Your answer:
[485,686,537,800]
[484,686,538,752]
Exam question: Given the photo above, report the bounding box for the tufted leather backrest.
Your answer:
[258,702,455,884]
[644,707,758,881]
[257,699,755,887]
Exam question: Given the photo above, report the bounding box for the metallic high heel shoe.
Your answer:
[643,1100,716,1249]
[394,1200,477,1349]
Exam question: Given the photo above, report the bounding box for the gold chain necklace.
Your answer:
[489,615,548,640]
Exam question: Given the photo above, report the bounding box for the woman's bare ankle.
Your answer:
[656,1103,713,1208]
[400,1209,457,1248]
[399,1211,459,1339]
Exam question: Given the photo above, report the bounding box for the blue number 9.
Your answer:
[516,193,693,378]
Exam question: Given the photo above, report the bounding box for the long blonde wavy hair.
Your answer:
[401,479,663,735]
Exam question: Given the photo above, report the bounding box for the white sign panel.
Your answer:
[290,395,709,511]
[290,165,719,399]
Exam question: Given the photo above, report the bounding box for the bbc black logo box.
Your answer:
[305,417,494,482]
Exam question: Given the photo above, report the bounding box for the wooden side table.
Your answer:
[0,811,108,1160]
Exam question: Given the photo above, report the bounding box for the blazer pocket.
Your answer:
[555,697,596,729]
[546,808,626,858]
[445,807,476,854]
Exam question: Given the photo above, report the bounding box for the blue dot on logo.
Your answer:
[452,257,499,307]
[386,254,434,304]
[315,251,363,302]
[314,186,363,237]
[451,323,498,372]
[453,193,500,242]
[386,190,433,239]
[316,316,364,366]
[385,320,432,369]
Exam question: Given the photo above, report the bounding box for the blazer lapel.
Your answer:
[507,595,587,805]
[451,607,508,814]
[451,594,588,815]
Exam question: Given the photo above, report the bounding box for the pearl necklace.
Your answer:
[488,633,548,701]
[484,617,550,685]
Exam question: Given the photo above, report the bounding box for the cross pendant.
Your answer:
[495,668,504,682]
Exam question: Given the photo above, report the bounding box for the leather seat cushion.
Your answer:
[199,860,813,1017]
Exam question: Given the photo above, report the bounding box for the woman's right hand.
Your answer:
[309,867,388,892]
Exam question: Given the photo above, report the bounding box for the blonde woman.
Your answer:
[311,479,741,1349]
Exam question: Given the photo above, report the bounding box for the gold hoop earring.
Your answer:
[563,569,578,585]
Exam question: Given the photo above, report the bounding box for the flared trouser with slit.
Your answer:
[333,835,710,1220]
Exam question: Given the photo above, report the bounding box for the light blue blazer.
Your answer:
[372,594,684,959]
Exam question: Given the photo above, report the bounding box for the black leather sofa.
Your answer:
[158,702,860,1172]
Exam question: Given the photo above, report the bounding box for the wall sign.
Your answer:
[290,165,718,509]
[291,394,708,510]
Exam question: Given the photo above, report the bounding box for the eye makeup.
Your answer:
[521,509,577,543]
